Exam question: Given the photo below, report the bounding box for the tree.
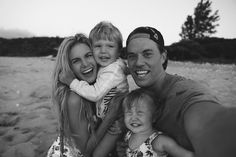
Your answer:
[180,0,220,40]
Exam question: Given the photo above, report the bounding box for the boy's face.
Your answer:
[92,39,120,67]
[124,96,154,134]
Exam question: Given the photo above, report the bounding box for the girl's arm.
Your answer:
[153,135,194,157]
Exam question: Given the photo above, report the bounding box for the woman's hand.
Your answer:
[108,120,122,135]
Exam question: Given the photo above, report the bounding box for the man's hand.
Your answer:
[59,70,75,86]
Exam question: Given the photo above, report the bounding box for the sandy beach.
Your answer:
[0,57,236,157]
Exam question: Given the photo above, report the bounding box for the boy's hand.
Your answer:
[59,70,75,86]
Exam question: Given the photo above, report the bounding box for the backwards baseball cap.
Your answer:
[126,26,164,48]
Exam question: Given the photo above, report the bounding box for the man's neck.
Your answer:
[147,71,167,96]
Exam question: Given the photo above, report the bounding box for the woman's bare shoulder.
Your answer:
[68,91,83,105]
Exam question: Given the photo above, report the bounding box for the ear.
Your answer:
[161,49,167,65]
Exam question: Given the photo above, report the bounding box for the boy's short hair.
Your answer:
[89,21,123,51]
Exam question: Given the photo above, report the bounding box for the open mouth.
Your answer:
[82,67,93,74]
[135,70,149,78]
[99,56,110,61]
[130,123,141,127]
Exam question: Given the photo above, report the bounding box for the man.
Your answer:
[125,26,236,157]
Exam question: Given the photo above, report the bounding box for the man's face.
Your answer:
[127,37,165,88]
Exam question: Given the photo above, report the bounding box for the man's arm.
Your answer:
[184,101,236,157]
[153,135,194,157]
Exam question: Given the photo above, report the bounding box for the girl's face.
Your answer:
[69,43,97,84]
[92,39,119,67]
[124,95,154,134]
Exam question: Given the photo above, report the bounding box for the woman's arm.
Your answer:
[91,92,127,157]
[67,92,109,157]
[68,91,126,156]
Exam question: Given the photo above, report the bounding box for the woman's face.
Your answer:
[69,43,97,84]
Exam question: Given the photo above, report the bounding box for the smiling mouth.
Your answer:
[99,56,110,61]
[130,123,141,127]
[135,70,149,78]
[82,67,93,74]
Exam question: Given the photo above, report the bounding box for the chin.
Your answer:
[135,80,150,88]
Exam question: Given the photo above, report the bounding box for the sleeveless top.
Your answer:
[124,131,168,157]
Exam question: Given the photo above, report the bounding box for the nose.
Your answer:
[136,54,145,66]
[100,45,107,53]
[81,59,89,67]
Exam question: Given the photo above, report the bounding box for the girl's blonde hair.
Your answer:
[51,33,93,140]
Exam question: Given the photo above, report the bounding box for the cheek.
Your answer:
[72,64,82,78]
[124,115,130,123]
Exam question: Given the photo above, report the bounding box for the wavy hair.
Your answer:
[51,33,93,141]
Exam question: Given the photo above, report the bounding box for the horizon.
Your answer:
[1,0,236,45]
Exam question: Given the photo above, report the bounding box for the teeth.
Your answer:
[131,123,140,127]
[136,70,148,74]
[83,68,93,74]
[136,70,148,77]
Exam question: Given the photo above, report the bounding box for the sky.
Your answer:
[0,0,236,45]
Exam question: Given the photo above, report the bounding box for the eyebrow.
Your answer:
[143,49,153,53]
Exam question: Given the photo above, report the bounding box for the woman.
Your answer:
[47,33,122,157]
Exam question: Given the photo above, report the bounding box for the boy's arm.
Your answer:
[153,135,194,157]
[70,64,125,102]
[59,70,76,86]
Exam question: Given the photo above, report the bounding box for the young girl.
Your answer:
[122,88,194,157]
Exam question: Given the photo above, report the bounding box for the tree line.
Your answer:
[1,0,235,63]
[0,37,63,57]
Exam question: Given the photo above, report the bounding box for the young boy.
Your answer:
[59,21,128,156]
[122,88,194,157]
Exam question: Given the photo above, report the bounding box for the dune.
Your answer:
[0,57,235,157]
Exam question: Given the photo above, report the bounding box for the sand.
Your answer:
[0,57,236,157]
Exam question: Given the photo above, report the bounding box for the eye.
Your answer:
[137,111,144,116]
[86,52,93,58]
[71,58,81,64]
[93,44,101,48]
[143,51,153,58]
[127,52,136,59]
[125,110,132,115]
[108,44,114,48]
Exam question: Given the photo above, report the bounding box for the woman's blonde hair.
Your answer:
[51,33,93,140]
